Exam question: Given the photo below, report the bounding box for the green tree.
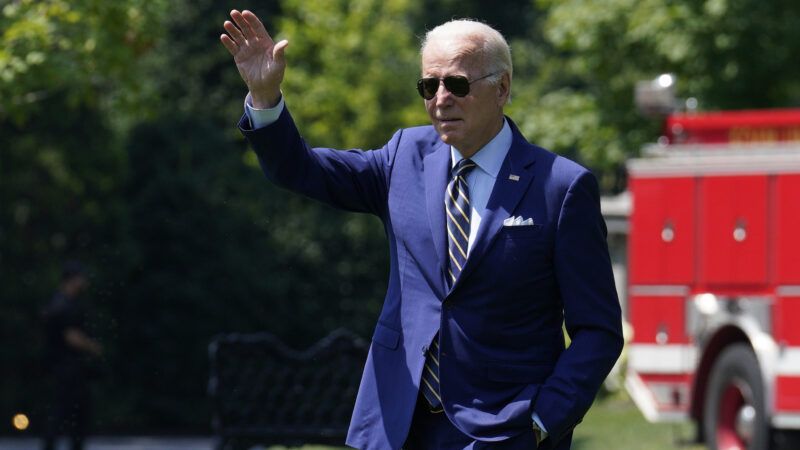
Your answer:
[510,0,800,192]
[0,0,168,428]
[89,0,427,429]
[418,0,540,40]
[277,0,426,149]
[136,0,282,123]
[0,0,167,125]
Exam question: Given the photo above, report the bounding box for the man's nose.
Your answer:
[434,82,454,105]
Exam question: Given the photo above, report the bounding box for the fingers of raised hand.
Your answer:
[242,10,271,41]
[219,33,238,55]
[229,10,252,39]
[230,10,271,44]
[273,39,289,62]
[223,20,247,46]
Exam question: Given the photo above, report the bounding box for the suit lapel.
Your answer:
[423,139,452,290]
[452,124,537,291]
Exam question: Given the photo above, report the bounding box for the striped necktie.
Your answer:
[445,158,476,286]
[420,158,476,412]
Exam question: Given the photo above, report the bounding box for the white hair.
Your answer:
[421,19,513,84]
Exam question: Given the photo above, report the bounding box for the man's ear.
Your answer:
[497,72,511,105]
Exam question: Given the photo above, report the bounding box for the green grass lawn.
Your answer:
[267,391,707,450]
[572,392,705,450]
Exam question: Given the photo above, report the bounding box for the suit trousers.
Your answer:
[403,394,539,449]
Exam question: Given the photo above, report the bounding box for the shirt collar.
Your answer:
[450,118,512,179]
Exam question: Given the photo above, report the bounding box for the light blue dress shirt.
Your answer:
[246,97,547,440]
[449,120,511,255]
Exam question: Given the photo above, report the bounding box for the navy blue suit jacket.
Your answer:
[239,107,623,450]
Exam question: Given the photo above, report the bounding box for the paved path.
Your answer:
[0,437,217,450]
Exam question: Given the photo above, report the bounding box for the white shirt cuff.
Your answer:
[532,412,548,439]
[244,92,285,129]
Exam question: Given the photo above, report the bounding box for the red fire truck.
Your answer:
[625,97,800,450]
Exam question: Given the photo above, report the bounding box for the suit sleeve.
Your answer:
[533,170,624,449]
[238,106,398,217]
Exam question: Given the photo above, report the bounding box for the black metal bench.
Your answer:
[208,329,369,449]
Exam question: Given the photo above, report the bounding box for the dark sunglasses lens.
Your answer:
[417,78,439,100]
[417,76,471,99]
[443,76,470,97]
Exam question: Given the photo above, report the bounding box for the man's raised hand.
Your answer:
[220,10,288,109]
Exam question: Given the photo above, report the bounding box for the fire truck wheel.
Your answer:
[703,344,768,450]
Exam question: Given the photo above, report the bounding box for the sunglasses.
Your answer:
[416,72,499,100]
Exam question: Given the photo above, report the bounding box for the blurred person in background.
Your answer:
[41,261,103,450]
[221,9,622,450]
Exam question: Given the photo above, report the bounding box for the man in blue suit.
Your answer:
[221,9,623,450]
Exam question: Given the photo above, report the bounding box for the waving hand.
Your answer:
[220,10,288,108]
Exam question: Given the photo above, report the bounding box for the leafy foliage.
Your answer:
[511,0,800,191]
[0,0,167,125]
[0,0,164,427]
[278,0,426,149]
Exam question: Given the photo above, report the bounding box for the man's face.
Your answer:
[421,40,508,157]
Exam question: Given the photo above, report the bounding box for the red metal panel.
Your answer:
[630,295,689,344]
[699,175,768,286]
[776,175,800,284]
[638,373,692,412]
[629,177,695,284]
[775,297,800,345]
[776,376,800,412]
[638,373,693,383]
[667,108,800,144]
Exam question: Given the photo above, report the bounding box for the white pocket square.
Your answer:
[503,216,535,226]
